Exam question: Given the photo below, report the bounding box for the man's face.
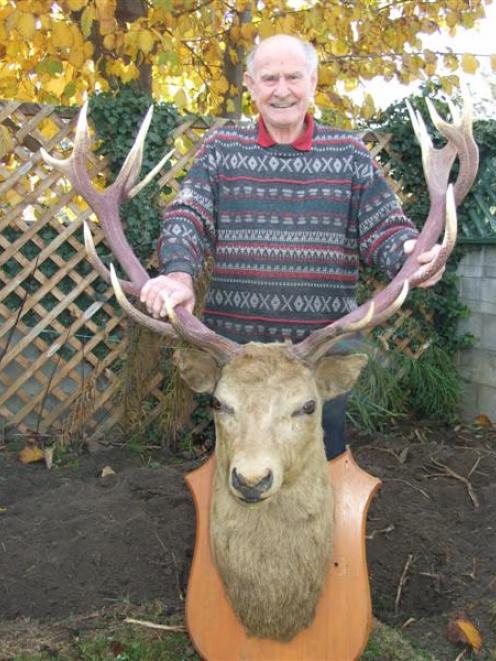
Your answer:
[244,38,317,138]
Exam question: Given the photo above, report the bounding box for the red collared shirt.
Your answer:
[256,113,314,151]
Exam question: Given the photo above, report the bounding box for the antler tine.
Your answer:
[128,148,175,199]
[109,265,241,364]
[83,222,140,297]
[41,102,95,197]
[291,281,410,364]
[424,91,478,204]
[112,105,153,199]
[109,264,178,339]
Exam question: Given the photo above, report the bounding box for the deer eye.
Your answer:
[211,397,234,414]
[292,400,316,416]
[212,397,223,411]
[302,400,316,414]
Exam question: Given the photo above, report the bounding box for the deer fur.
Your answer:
[175,343,368,641]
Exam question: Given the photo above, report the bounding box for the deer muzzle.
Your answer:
[231,467,274,503]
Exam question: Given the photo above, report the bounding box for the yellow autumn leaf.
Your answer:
[446,616,482,651]
[83,40,94,58]
[45,75,70,97]
[68,48,85,68]
[16,11,36,39]
[67,0,87,10]
[330,40,349,56]
[38,118,60,140]
[474,413,493,427]
[138,29,155,54]
[212,75,229,94]
[461,52,478,74]
[443,53,458,71]
[19,446,45,464]
[173,88,188,108]
[0,124,14,160]
[95,0,115,22]
[119,62,139,83]
[103,33,115,50]
[52,21,74,49]
[81,4,95,38]
[70,23,84,48]
[456,619,482,651]
[491,54,496,72]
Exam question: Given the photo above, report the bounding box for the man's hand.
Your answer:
[140,272,195,318]
[403,239,445,288]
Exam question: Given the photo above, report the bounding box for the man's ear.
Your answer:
[173,349,221,394]
[313,354,369,400]
[243,71,255,96]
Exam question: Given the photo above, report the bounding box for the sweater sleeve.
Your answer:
[158,132,218,277]
[352,139,418,279]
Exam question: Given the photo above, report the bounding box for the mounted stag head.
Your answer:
[41,97,478,642]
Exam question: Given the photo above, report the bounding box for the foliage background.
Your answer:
[0,0,495,124]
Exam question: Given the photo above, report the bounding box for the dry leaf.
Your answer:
[101,465,116,478]
[446,615,483,651]
[44,447,54,470]
[474,414,493,428]
[109,639,126,657]
[19,446,44,464]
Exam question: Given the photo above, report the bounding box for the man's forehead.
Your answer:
[253,39,308,72]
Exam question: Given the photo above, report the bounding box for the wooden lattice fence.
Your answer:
[0,101,428,444]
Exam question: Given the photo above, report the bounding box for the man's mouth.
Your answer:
[270,102,296,109]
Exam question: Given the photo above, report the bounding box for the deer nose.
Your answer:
[231,468,273,502]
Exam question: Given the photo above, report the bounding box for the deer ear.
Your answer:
[313,354,368,400]
[173,348,221,393]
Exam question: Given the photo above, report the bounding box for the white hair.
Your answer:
[245,36,319,77]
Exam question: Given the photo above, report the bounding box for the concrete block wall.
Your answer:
[456,246,496,421]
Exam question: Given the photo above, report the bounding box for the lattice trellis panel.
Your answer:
[0,101,225,442]
[0,101,425,443]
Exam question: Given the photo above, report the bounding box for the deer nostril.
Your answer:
[231,468,273,499]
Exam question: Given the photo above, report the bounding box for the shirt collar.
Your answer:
[256,114,314,151]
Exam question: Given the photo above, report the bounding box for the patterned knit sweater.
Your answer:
[159,116,418,345]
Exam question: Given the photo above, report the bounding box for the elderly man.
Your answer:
[141,34,443,459]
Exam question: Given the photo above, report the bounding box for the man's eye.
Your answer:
[292,400,316,416]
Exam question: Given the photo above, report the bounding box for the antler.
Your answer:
[41,103,240,364]
[291,94,479,364]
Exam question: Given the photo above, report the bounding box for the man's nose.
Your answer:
[273,78,290,96]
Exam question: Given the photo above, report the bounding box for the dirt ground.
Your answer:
[0,420,495,659]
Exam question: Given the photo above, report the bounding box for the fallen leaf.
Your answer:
[474,414,493,428]
[101,465,116,478]
[19,446,44,464]
[44,447,54,470]
[109,639,126,657]
[446,615,483,651]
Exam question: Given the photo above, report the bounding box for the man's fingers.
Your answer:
[417,246,440,263]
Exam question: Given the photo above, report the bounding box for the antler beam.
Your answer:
[292,95,478,364]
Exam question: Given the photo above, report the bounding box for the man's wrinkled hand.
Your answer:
[403,239,445,288]
[140,273,195,318]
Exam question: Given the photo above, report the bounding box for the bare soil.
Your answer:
[0,421,495,659]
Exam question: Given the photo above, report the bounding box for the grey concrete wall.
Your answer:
[456,246,496,421]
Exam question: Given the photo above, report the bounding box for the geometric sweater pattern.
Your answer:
[159,118,418,345]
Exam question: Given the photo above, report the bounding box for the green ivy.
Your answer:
[88,85,181,267]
